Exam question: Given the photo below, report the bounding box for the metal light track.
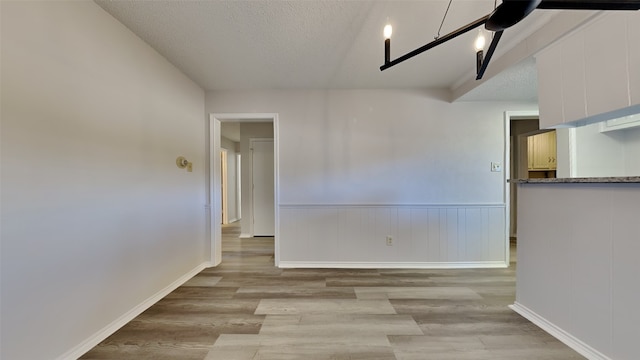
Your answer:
[380,0,640,80]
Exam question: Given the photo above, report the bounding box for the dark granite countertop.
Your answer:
[509,177,640,184]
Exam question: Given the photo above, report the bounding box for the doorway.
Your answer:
[504,111,539,261]
[509,117,540,240]
[208,113,280,267]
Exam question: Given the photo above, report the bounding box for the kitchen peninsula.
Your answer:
[512,6,640,359]
[509,177,640,359]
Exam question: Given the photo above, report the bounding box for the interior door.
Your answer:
[251,139,274,236]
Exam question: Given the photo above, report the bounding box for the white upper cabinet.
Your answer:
[537,42,564,129]
[584,13,629,117]
[536,12,639,128]
[561,31,587,124]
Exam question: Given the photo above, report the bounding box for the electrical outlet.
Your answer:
[386,236,393,246]
[491,162,502,172]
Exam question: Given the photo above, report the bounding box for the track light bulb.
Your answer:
[384,24,392,39]
[474,30,486,52]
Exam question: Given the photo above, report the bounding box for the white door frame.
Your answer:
[208,113,280,266]
[503,110,539,262]
[236,153,242,221]
[220,149,228,225]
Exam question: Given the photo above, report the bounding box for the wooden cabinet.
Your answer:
[548,131,557,169]
[528,131,557,170]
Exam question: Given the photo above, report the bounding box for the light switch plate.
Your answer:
[491,162,502,172]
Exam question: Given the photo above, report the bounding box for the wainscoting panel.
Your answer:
[515,183,640,360]
[279,204,506,268]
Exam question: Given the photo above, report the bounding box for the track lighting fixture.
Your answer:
[380,0,640,80]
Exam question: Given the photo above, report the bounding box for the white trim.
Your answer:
[279,261,508,269]
[209,116,222,265]
[208,113,280,266]
[220,148,229,225]
[59,262,211,360]
[568,127,578,177]
[503,110,540,263]
[212,113,277,122]
[236,153,242,220]
[510,302,612,360]
[599,114,640,132]
[239,233,252,239]
[279,203,506,208]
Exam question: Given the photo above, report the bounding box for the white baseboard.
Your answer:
[58,262,210,360]
[239,233,252,238]
[509,302,611,360]
[278,261,507,269]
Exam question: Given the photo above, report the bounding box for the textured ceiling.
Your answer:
[457,57,539,102]
[95,0,552,99]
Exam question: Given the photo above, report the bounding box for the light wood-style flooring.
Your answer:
[81,223,584,359]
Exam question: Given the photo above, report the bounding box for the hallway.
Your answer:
[81,223,583,359]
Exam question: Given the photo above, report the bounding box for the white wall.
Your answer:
[1,2,207,359]
[573,122,627,177]
[207,90,536,266]
[569,121,640,177]
[514,183,640,360]
[221,136,239,222]
[239,123,274,237]
[623,126,640,175]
